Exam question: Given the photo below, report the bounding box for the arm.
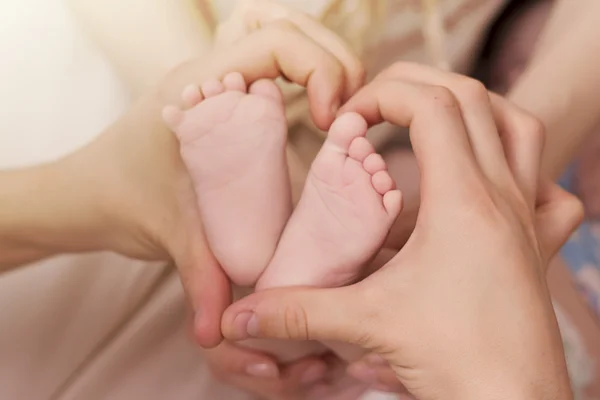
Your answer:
[67,0,213,96]
[0,154,105,270]
[508,0,600,179]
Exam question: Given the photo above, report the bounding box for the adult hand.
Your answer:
[214,0,363,101]
[376,63,580,254]
[37,21,364,347]
[203,341,368,400]
[220,63,582,400]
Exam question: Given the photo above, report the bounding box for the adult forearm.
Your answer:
[507,1,600,179]
[0,155,105,270]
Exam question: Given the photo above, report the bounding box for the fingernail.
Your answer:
[247,314,259,337]
[301,363,327,385]
[245,362,279,379]
[347,363,377,383]
[232,312,254,340]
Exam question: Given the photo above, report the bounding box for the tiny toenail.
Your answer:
[245,362,279,379]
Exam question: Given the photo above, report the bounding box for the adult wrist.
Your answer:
[0,150,110,266]
[451,365,574,400]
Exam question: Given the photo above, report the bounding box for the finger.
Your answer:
[255,6,365,99]
[286,12,365,100]
[490,93,545,208]
[205,342,329,395]
[165,21,347,130]
[536,181,584,264]
[224,0,365,100]
[339,79,482,198]
[204,341,281,379]
[375,62,511,187]
[170,225,231,348]
[221,285,373,347]
[280,356,330,388]
[347,361,409,394]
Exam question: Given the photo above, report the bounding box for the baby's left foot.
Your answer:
[257,113,402,290]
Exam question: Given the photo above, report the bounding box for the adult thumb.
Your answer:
[168,225,232,348]
[221,285,373,347]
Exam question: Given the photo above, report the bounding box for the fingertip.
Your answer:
[336,84,384,126]
[344,62,366,101]
[193,312,224,348]
[307,73,345,130]
[245,361,280,379]
[284,357,328,386]
[189,259,232,348]
[309,101,337,131]
[193,293,227,347]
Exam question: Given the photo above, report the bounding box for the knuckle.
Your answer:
[265,19,299,36]
[349,60,366,85]
[379,61,410,80]
[281,304,310,341]
[422,85,458,108]
[455,77,489,105]
[520,114,546,146]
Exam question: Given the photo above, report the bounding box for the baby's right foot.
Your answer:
[163,73,291,286]
[257,113,402,290]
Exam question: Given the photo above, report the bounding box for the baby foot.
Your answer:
[256,112,402,290]
[163,73,291,286]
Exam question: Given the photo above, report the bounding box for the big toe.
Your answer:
[326,112,368,153]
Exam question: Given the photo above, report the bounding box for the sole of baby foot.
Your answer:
[256,112,402,290]
[163,73,292,287]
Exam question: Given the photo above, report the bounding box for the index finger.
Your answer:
[162,20,347,130]
[219,0,365,100]
[339,79,482,196]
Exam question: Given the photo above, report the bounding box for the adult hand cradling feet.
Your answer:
[221,63,584,399]
[0,21,364,350]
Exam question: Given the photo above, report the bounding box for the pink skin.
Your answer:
[163,73,292,287]
[256,112,402,290]
[163,72,402,365]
